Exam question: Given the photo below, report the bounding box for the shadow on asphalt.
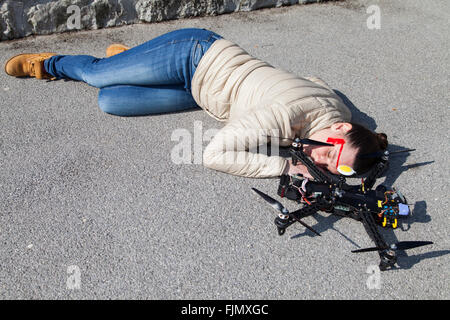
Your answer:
[334,89,378,131]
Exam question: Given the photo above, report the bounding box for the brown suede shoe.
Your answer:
[106,44,130,57]
[5,53,57,79]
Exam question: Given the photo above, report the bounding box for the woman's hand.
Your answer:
[283,160,313,179]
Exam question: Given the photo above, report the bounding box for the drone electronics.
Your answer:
[252,137,433,271]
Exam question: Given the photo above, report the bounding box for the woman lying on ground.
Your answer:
[4,28,388,178]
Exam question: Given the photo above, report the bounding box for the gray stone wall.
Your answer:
[0,0,327,41]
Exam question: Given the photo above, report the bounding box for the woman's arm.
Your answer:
[202,103,295,178]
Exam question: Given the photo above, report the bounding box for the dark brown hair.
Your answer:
[345,122,388,174]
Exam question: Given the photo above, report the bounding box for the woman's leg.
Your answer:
[98,84,200,116]
[44,28,222,91]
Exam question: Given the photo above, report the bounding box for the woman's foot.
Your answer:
[106,44,130,57]
[4,53,56,79]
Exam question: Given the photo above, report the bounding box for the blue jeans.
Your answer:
[44,28,222,116]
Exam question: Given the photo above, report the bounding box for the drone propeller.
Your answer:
[251,188,321,236]
[251,187,287,213]
[389,149,416,155]
[300,138,335,147]
[263,136,334,147]
[358,149,416,159]
[351,240,433,253]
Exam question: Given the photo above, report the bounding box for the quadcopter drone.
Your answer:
[252,137,433,271]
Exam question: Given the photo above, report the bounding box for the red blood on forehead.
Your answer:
[326,137,346,168]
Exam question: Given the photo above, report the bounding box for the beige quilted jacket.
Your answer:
[191,39,351,178]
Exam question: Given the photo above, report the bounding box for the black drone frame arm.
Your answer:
[275,198,329,236]
[363,152,389,190]
[289,148,334,184]
[289,198,330,219]
[359,209,388,252]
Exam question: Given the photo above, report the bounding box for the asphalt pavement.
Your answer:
[0,0,449,299]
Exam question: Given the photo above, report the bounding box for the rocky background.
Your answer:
[0,0,327,41]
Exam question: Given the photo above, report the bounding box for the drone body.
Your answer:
[278,173,409,229]
[252,137,433,271]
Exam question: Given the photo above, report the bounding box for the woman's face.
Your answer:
[303,123,359,175]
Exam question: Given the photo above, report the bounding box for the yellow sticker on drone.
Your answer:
[337,165,356,176]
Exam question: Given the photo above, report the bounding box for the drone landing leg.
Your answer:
[360,210,396,270]
[379,250,397,271]
[273,202,322,237]
[274,216,295,236]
